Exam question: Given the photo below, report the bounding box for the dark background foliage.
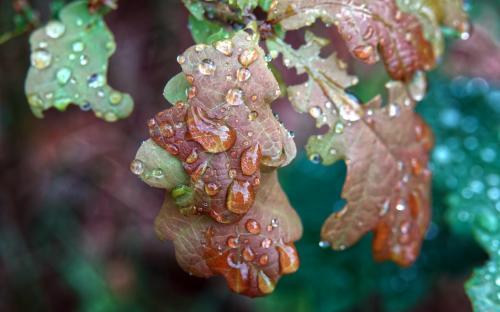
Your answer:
[1,1,499,311]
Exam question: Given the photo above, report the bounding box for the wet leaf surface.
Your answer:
[25,1,133,121]
[268,0,435,81]
[270,33,432,266]
[155,171,302,297]
[146,30,296,224]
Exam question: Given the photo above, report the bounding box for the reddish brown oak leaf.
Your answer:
[314,83,433,266]
[269,33,432,266]
[268,0,435,81]
[148,30,296,224]
[155,171,303,297]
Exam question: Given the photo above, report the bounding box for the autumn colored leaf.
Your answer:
[268,0,435,81]
[396,0,470,57]
[154,170,302,297]
[269,33,432,266]
[25,1,133,121]
[147,29,296,225]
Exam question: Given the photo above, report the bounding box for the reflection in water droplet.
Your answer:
[319,241,330,248]
[237,68,251,82]
[245,219,261,234]
[87,73,105,88]
[257,271,275,294]
[214,40,233,56]
[198,59,216,75]
[388,104,400,118]
[72,41,85,52]
[130,159,145,175]
[204,183,220,196]
[309,154,321,164]
[227,181,255,214]
[45,21,66,39]
[240,144,261,176]
[152,168,164,178]
[79,54,88,66]
[353,45,374,61]
[56,67,71,85]
[261,238,272,248]
[239,49,258,67]
[277,244,299,274]
[226,88,244,106]
[309,106,321,118]
[109,92,123,105]
[176,55,185,64]
[31,49,52,69]
[226,236,238,248]
[259,254,269,265]
[334,122,344,134]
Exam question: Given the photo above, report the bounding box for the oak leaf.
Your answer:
[268,0,435,81]
[25,1,133,121]
[269,33,432,266]
[148,30,296,223]
[154,170,302,297]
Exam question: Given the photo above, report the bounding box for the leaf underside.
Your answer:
[25,1,133,121]
[269,32,433,266]
[268,0,436,81]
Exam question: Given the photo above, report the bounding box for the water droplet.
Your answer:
[214,40,233,56]
[240,144,261,176]
[242,246,255,261]
[236,68,251,82]
[319,241,330,248]
[309,106,321,118]
[339,104,361,121]
[227,181,255,214]
[238,49,258,67]
[226,88,244,106]
[277,244,299,274]
[104,112,117,122]
[309,153,321,164]
[334,121,344,134]
[109,92,123,105]
[204,183,220,196]
[186,106,236,153]
[198,59,216,75]
[185,149,199,164]
[396,199,407,211]
[72,41,85,52]
[31,49,52,69]
[194,44,207,52]
[130,159,144,175]
[408,71,426,101]
[56,67,71,85]
[388,103,400,118]
[152,168,164,178]
[27,94,44,108]
[247,111,258,121]
[176,55,185,64]
[81,101,92,111]
[257,271,275,294]
[79,54,88,66]
[259,254,269,265]
[353,45,374,61]
[45,21,65,39]
[87,73,105,88]
[245,219,261,234]
[261,238,272,248]
[271,218,279,228]
[226,236,238,248]
[264,54,272,62]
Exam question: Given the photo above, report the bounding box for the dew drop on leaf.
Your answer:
[130,159,145,175]
[31,49,52,69]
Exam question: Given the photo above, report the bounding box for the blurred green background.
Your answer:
[1,1,499,311]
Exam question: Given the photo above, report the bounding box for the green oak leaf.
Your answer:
[25,1,133,122]
[188,15,231,44]
[163,73,189,104]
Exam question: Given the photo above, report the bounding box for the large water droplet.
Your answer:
[240,144,261,176]
[237,68,251,82]
[130,159,144,175]
[72,41,85,52]
[56,67,71,85]
[198,59,216,76]
[227,181,255,214]
[45,21,66,39]
[214,40,233,56]
[245,218,261,234]
[239,49,258,67]
[277,244,299,274]
[31,49,52,69]
[257,271,275,294]
[87,73,105,88]
[186,106,236,153]
[226,88,244,106]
